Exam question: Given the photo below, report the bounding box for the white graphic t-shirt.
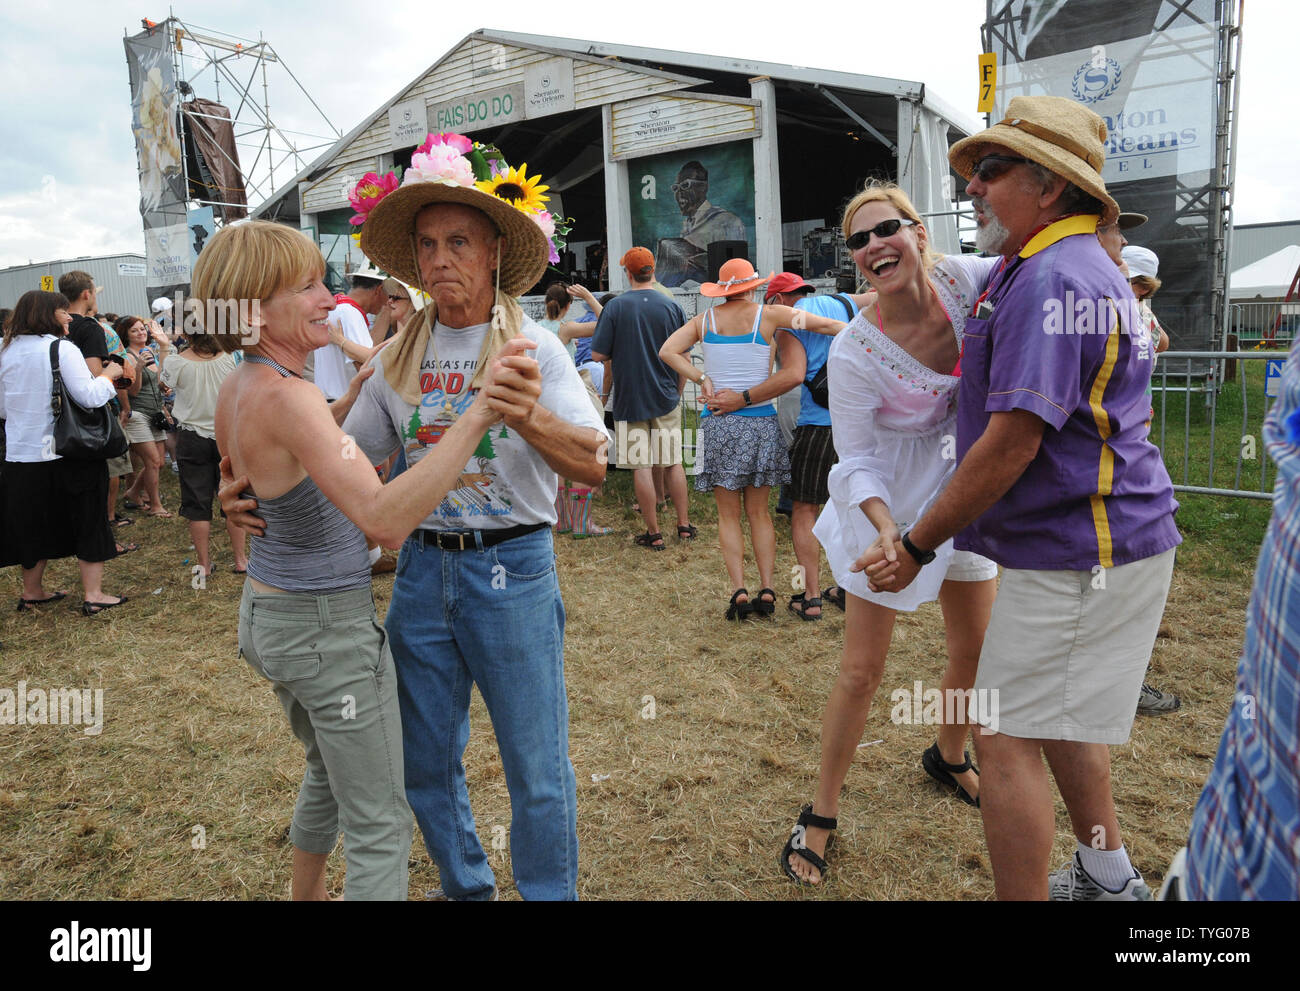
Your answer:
[344,317,605,530]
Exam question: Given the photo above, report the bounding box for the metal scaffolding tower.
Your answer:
[146,13,341,219]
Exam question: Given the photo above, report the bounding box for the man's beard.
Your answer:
[972,197,1011,254]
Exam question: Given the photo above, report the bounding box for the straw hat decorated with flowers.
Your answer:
[350,132,570,296]
[346,133,573,402]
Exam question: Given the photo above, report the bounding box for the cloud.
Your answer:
[0,182,144,269]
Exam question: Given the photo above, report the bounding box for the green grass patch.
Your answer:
[1153,355,1280,580]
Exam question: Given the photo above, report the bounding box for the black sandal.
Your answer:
[788,593,823,621]
[822,586,847,611]
[921,742,980,807]
[780,803,838,886]
[80,595,129,617]
[17,592,68,612]
[753,587,777,616]
[633,531,665,551]
[726,588,752,621]
[676,524,698,540]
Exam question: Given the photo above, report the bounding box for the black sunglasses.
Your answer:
[845,218,916,251]
[971,154,1029,183]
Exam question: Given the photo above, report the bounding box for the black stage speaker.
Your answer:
[706,240,750,280]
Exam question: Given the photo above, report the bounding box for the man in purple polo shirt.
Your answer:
[859,96,1180,900]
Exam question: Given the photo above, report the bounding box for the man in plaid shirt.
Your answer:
[1184,343,1300,899]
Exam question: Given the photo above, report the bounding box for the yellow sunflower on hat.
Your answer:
[477,163,549,214]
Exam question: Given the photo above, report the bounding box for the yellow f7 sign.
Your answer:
[978,53,997,113]
[40,275,54,292]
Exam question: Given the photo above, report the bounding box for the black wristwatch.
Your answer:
[742,389,752,406]
[901,531,936,566]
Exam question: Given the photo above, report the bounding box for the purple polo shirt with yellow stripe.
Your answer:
[954,214,1181,570]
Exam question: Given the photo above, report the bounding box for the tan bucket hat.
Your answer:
[949,95,1119,225]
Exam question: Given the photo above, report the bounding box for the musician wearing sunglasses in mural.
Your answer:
[656,160,747,287]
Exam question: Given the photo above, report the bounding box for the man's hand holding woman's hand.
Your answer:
[477,337,540,428]
[218,455,266,537]
[706,388,745,415]
[851,520,922,594]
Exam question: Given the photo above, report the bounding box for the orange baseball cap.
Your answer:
[620,246,655,277]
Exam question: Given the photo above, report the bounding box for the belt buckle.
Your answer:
[436,530,468,551]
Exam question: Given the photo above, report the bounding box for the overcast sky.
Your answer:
[0,0,1290,269]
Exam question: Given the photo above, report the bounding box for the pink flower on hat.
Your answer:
[406,143,475,188]
[416,132,473,157]
[532,210,557,239]
[348,171,400,226]
[529,210,560,263]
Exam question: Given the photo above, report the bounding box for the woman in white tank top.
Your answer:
[660,259,845,621]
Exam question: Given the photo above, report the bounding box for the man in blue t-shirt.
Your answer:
[591,247,695,548]
[766,273,871,619]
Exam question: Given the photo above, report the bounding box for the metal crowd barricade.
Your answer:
[1154,350,1282,500]
[1227,299,1298,350]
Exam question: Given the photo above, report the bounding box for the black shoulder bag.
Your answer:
[804,293,855,408]
[49,340,129,459]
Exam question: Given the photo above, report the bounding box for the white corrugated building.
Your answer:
[0,253,150,319]
[253,29,975,295]
[1231,220,1300,271]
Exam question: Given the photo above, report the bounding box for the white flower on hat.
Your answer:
[405,143,476,188]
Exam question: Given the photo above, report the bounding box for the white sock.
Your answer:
[1076,841,1137,891]
[368,546,382,566]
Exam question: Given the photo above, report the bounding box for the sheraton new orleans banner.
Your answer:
[994,21,1216,183]
[985,0,1225,350]
[125,23,188,299]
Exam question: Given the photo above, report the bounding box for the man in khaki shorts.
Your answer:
[591,247,696,549]
[860,96,1180,900]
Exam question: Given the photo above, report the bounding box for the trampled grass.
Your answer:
[0,432,1272,899]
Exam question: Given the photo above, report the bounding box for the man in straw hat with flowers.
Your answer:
[859,96,1181,900]
[225,134,607,900]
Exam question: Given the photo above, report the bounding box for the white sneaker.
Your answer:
[1049,852,1152,901]
[1157,847,1188,901]
[1137,681,1181,715]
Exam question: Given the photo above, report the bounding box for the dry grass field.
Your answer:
[0,467,1258,900]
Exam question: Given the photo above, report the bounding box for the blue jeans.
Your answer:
[386,526,578,900]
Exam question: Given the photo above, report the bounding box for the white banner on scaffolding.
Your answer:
[995,21,1216,182]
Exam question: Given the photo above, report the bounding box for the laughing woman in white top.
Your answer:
[0,291,128,614]
[782,181,1001,886]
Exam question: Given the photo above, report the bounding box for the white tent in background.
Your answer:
[1229,244,1300,299]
